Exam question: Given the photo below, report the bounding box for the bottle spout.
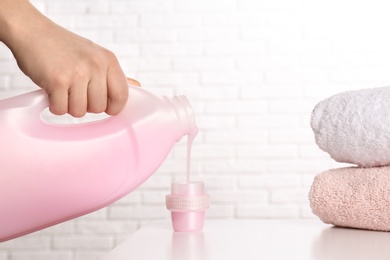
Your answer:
[169,95,198,139]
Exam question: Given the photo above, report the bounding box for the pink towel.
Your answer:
[309,166,390,231]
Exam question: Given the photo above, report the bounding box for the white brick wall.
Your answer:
[1,0,390,259]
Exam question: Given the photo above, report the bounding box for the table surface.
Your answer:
[101,219,390,260]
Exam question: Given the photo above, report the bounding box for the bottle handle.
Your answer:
[30,85,139,123]
[29,89,50,117]
[29,89,114,127]
[21,86,138,140]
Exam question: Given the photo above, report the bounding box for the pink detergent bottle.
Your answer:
[0,85,197,242]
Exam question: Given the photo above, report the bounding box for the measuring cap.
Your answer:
[166,181,210,232]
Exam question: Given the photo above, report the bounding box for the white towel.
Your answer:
[311,86,390,167]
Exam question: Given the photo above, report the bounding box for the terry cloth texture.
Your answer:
[311,86,390,167]
[309,166,390,231]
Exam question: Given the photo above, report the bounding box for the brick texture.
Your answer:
[1,0,389,259]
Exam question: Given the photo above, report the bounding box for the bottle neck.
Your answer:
[168,95,198,140]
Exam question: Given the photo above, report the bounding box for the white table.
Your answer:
[101,220,390,260]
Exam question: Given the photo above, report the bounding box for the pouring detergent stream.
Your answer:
[166,111,210,232]
[0,84,205,242]
[186,127,198,183]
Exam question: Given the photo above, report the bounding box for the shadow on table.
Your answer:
[312,226,390,260]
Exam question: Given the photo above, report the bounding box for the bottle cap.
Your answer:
[166,181,209,232]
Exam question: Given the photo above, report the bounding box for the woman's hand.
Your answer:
[0,0,134,117]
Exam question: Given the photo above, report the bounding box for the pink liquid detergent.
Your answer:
[0,85,198,242]
[166,129,210,232]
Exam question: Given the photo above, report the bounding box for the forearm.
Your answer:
[0,0,48,49]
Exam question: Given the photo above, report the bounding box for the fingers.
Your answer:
[127,77,141,87]
[68,83,88,117]
[87,77,107,114]
[105,56,129,116]
[47,88,68,116]
[46,75,135,117]
[47,86,88,118]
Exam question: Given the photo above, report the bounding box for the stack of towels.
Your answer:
[309,86,390,231]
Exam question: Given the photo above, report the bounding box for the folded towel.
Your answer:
[309,166,390,231]
[311,86,390,167]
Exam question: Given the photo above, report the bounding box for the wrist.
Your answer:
[0,0,46,48]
